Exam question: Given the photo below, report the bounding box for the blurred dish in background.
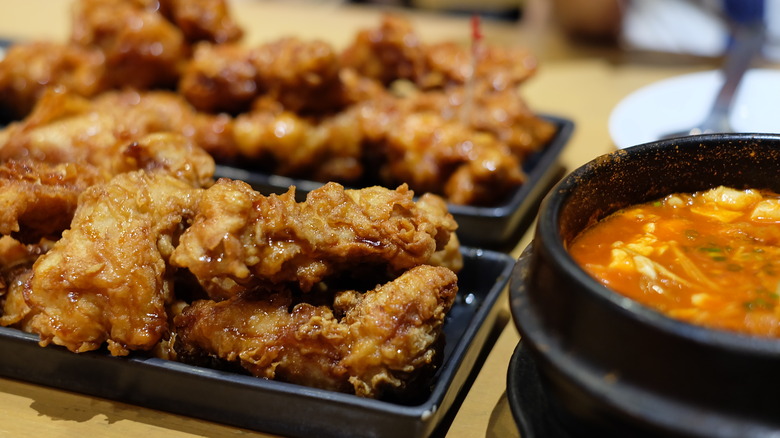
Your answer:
[551,0,780,59]
[608,68,780,149]
[349,0,523,21]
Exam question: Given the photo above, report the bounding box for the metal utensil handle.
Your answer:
[701,24,765,132]
[701,0,765,132]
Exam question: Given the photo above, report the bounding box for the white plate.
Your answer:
[609,69,780,149]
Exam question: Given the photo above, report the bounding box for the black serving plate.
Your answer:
[215,115,573,249]
[0,247,514,438]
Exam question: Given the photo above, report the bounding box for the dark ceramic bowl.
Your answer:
[509,133,780,437]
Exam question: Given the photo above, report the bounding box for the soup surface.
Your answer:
[569,186,780,338]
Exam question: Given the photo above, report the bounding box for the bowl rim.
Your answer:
[536,132,780,356]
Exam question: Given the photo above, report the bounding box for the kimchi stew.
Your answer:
[569,186,780,338]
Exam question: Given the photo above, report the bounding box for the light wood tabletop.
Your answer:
[0,0,735,436]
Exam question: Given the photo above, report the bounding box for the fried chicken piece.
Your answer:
[179,43,258,114]
[170,180,457,299]
[340,14,426,87]
[71,0,188,90]
[232,102,364,182]
[0,236,53,329]
[1,268,34,330]
[0,88,235,166]
[181,36,346,115]
[341,14,538,91]
[396,85,556,158]
[0,160,103,243]
[82,89,237,161]
[335,67,389,106]
[462,86,556,157]
[116,132,216,188]
[25,170,202,356]
[386,114,525,206]
[173,264,458,398]
[0,90,216,242]
[159,0,244,44]
[423,216,463,272]
[0,125,214,244]
[178,40,386,116]
[0,0,243,120]
[420,41,538,91]
[357,94,526,206]
[221,78,537,205]
[0,41,108,121]
[250,37,343,114]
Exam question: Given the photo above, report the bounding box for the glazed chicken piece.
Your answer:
[179,37,347,115]
[173,264,458,398]
[114,131,217,188]
[0,128,214,245]
[71,0,188,90]
[0,236,53,329]
[341,14,538,91]
[0,41,108,121]
[0,268,34,330]
[232,101,365,182]
[0,89,217,242]
[358,94,526,206]
[25,170,203,356]
[421,40,538,91]
[396,85,556,158]
[0,160,103,243]
[464,86,556,157]
[0,88,237,166]
[179,43,259,115]
[4,128,217,356]
[230,79,541,204]
[0,0,244,120]
[159,0,244,44]
[341,14,554,161]
[250,37,343,114]
[340,14,426,87]
[170,180,458,299]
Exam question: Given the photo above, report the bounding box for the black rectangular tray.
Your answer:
[0,247,515,438]
[215,115,573,249]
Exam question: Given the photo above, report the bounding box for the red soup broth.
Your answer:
[568,186,780,338]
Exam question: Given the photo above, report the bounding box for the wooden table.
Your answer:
[0,1,725,436]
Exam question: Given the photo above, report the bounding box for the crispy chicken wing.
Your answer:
[24,170,202,356]
[170,180,457,299]
[173,264,458,398]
